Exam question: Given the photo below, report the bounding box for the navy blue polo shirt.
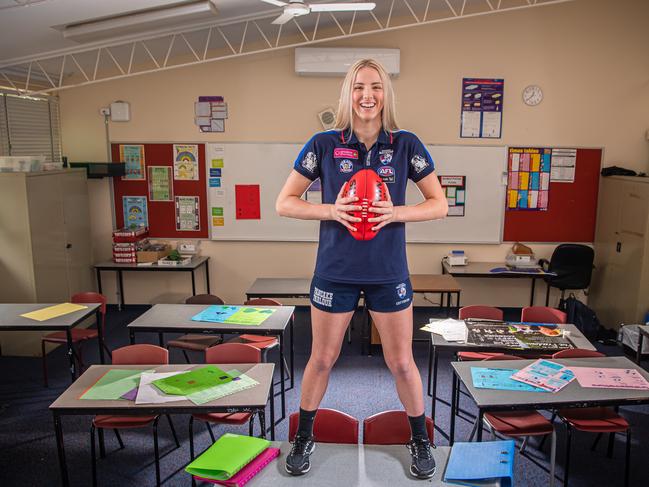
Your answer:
[293,128,435,284]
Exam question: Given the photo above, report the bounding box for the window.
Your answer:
[0,92,62,162]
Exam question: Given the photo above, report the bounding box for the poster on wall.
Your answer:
[460,78,504,139]
[173,144,199,180]
[194,96,228,133]
[440,175,466,217]
[123,196,148,228]
[147,166,173,201]
[507,147,551,211]
[550,148,577,183]
[175,196,200,231]
[120,145,146,180]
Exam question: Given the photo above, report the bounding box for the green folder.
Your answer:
[185,433,270,480]
[152,365,233,396]
[80,369,152,400]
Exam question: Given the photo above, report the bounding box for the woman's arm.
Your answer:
[276,169,362,232]
[369,171,448,230]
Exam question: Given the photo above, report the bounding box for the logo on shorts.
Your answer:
[313,286,333,307]
[379,149,393,164]
[396,282,407,299]
[339,160,353,173]
[378,166,395,183]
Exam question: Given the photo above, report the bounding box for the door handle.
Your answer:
[66,243,72,249]
[616,242,621,253]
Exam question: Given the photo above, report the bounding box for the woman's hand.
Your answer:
[329,184,362,232]
[368,190,398,231]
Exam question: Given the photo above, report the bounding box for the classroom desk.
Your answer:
[636,326,649,364]
[441,259,553,306]
[127,304,294,423]
[94,256,210,308]
[0,303,102,382]
[50,363,274,487]
[428,323,594,440]
[449,356,649,445]
[245,277,311,300]
[411,274,462,316]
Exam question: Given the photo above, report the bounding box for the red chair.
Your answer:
[288,408,359,444]
[41,292,111,387]
[90,344,179,487]
[189,343,263,462]
[521,306,567,324]
[457,305,504,361]
[167,294,225,363]
[550,349,631,487]
[471,354,557,487]
[363,410,433,444]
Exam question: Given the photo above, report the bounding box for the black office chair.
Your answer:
[539,244,594,307]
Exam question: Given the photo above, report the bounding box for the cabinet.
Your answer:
[0,169,93,355]
[589,176,649,329]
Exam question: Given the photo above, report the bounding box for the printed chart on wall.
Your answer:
[507,147,551,211]
[120,144,145,180]
[460,78,504,138]
[194,96,228,133]
[440,176,466,216]
[123,196,148,228]
[175,196,200,231]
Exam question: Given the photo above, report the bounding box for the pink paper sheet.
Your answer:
[570,367,649,390]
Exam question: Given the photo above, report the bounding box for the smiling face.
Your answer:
[351,66,384,126]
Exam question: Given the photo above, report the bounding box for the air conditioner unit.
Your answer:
[295,48,400,77]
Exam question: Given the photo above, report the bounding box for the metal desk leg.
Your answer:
[129,329,136,345]
[450,370,457,445]
[279,333,286,421]
[96,269,102,294]
[96,309,105,364]
[205,260,211,294]
[637,332,644,364]
[191,270,196,296]
[427,339,433,396]
[431,348,439,420]
[290,316,295,390]
[66,329,76,382]
[456,291,461,315]
[530,278,536,306]
[477,410,484,441]
[118,270,125,310]
[158,332,164,347]
[53,412,69,487]
[259,406,267,440]
[269,377,275,440]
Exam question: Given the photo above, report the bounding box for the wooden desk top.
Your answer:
[410,274,462,293]
[0,303,100,331]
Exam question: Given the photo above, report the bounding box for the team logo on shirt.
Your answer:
[301,151,318,173]
[379,149,393,164]
[410,154,429,174]
[339,160,353,173]
[334,148,358,159]
[377,166,395,183]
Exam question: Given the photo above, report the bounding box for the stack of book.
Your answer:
[186,433,279,486]
[112,227,148,263]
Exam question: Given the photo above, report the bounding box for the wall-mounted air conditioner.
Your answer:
[295,48,400,77]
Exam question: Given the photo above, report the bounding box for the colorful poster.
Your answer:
[195,96,228,133]
[147,166,172,201]
[174,144,199,180]
[460,78,504,138]
[175,196,200,231]
[123,196,148,228]
[466,322,571,350]
[511,359,575,393]
[471,367,547,392]
[440,175,466,217]
[235,184,261,220]
[120,145,145,180]
[506,147,551,211]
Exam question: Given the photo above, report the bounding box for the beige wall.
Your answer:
[59,0,649,307]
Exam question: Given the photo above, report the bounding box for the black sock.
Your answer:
[408,413,428,441]
[297,407,317,438]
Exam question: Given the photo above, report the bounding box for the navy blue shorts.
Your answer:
[310,275,413,313]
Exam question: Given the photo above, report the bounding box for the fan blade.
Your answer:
[309,2,376,12]
[259,0,287,6]
[271,12,296,25]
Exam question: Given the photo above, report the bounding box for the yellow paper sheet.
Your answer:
[20,303,88,322]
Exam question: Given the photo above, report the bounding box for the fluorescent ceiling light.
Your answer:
[61,1,218,42]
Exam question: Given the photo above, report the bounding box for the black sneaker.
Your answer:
[285,434,316,476]
[407,437,436,479]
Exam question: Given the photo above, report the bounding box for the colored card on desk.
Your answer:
[471,367,547,392]
[224,307,276,326]
[80,369,152,400]
[192,305,241,323]
[511,359,575,393]
[20,303,88,321]
[187,369,259,405]
[444,440,515,487]
[152,366,233,396]
[570,367,649,390]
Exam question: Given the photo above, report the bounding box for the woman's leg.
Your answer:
[370,304,424,416]
[300,306,354,409]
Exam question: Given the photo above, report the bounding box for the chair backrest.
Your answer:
[546,244,595,290]
[244,298,282,306]
[288,408,359,444]
[459,305,503,321]
[112,344,168,365]
[205,343,261,364]
[71,292,107,332]
[482,354,522,361]
[362,410,434,445]
[521,306,567,324]
[552,348,605,359]
[185,294,225,305]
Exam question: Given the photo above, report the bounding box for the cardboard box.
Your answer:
[137,247,170,263]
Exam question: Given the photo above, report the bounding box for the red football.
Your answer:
[341,169,389,241]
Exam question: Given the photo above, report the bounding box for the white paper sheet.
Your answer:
[135,371,187,404]
[421,319,468,342]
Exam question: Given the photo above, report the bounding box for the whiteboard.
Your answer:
[206,143,506,243]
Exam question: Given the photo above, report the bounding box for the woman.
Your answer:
[276,59,448,479]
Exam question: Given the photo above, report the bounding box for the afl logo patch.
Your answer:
[378,166,395,183]
[339,160,353,173]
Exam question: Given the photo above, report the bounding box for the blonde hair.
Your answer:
[333,58,399,133]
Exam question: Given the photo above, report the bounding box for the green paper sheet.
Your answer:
[223,307,276,326]
[187,370,259,405]
[185,433,270,480]
[152,365,233,396]
[80,369,152,400]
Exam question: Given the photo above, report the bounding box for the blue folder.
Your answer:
[443,440,515,487]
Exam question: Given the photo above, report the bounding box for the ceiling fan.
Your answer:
[259,1,376,25]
